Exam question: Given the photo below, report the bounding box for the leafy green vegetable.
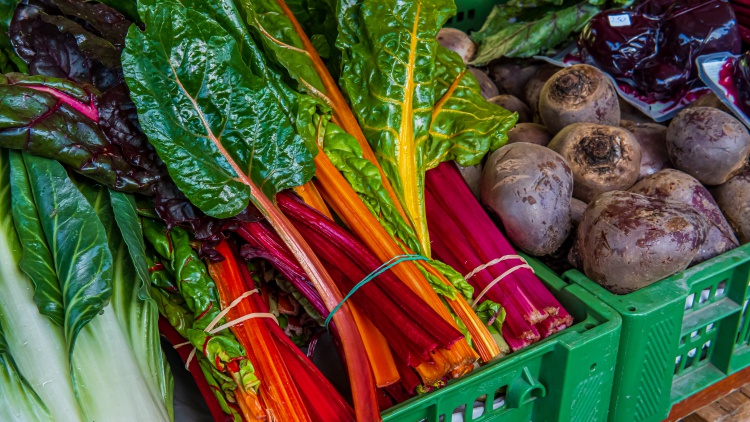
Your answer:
[9,150,63,326]
[6,153,171,421]
[196,354,243,422]
[428,47,516,168]
[234,0,328,99]
[122,0,317,218]
[470,1,602,65]
[22,153,112,356]
[107,190,174,418]
[286,0,340,78]
[322,122,422,254]
[0,74,160,195]
[336,0,456,256]
[0,149,85,421]
[143,219,260,394]
[0,0,26,73]
[110,191,151,301]
[0,316,52,421]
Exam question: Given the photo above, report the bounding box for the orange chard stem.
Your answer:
[420,261,501,363]
[350,305,400,388]
[293,181,400,388]
[208,241,312,422]
[248,191,380,422]
[272,0,409,226]
[293,182,333,220]
[313,151,477,368]
[414,350,451,386]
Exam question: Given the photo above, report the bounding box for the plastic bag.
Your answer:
[578,0,741,102]
[697,52,750,128]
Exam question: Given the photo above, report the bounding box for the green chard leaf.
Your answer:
[470,1,601,65]
[427,47,517,168]
[234,0,327,98]
[286,0,340,78]
[122,0,317,218]
[21,153,113,356]
[2,151,171,421]
[322,122,422,254]
[157,0,325,151]
[0,317,52,422]
[8,150,63,326]
[336,0,456,256]
[196,354,243,422]
[102,188,174,418]
[143,219,260,394]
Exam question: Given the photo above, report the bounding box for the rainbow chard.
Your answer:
[336,0,516,257]
[122,0,378,417]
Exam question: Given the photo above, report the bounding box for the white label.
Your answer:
[608,14,631,27]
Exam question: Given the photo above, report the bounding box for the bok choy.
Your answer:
[0,149,172,421]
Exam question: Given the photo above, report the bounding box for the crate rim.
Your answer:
[381,255,622,418]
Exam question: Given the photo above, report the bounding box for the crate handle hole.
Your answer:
[716,281,727,297]
[698,287,711,305]
[627,306,637,312]
[506,368,546,408]
[472,402,486,420]
[584,323,595,330]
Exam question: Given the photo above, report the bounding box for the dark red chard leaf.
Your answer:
[11,4,93,83]
[35,0,131,47]
[9,0,126,91]
[0,74,159,194]
[99,83,161,173]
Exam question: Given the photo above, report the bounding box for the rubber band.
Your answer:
[207,313,279,335]
[323,254,428,329]
[464,255,528,280]
[174,289,271,369]
[172,341,192,349]
[205,289,259,333]
[184,348,197,370]
[471,261,535,309]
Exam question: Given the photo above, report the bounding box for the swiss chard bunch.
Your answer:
[336,0,517,256]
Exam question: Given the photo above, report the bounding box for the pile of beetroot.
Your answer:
[437,5,750,294]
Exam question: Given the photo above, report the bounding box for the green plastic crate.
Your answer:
[445,0,496,33]
[381,256,621,422]
[565,243,750,422]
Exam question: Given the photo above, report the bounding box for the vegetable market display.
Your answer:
[0,0,749,421]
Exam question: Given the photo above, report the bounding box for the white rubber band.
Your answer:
[205,289,259,333]
[207,313,279,335]
[472,263,535,308]
[173,289,276,370]
[184,347,197,370]
[464,255,528,281]
[172,341,192,349]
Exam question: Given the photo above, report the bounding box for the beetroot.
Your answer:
[481,143,573,256]
[712,169,750,244]
[575,191,709,294]
[629,169,738,264]
[666,107,750,185]
[621,120,670,180]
